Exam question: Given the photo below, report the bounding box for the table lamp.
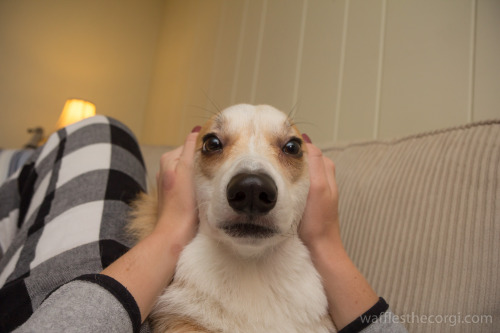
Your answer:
[56,99,96,130]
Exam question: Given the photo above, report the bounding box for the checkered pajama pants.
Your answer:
[0,116,147,332]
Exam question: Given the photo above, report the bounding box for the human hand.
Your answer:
[154,127,201,253]
[299,135,379,330]
[299,134,343,253]
[102,128,202,321]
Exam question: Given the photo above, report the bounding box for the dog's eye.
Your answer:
[282,139,302,156]
[202,135,223,153]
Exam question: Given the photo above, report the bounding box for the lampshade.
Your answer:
[56,99,96,130]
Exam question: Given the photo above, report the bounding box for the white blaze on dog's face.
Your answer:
[194,104,310,256]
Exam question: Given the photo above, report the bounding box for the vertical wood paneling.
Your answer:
[230,0,251,105]
[207,0,242,111]
[231,0,267,105]
[473,0,500,121]
[378,0,472,140]
[333,0,350,142]
[373,0,387,140]
[141,0,500,146]
[142,0,224,145]
[142,0,200,145]
[250,0,268,103]
[467,0,477,123]
[292,0,309,108]
[179,0,225,142]
[337,0,385,142]
[295,0,345,144]
[253,0,303,111]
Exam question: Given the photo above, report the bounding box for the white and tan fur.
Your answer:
[129,104,335,333]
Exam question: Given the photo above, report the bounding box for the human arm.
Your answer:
[101,129,200,321]
[13,129,200,333]
[299,135,406,332]
[299,137,378,329]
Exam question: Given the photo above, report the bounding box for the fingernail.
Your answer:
[302,133,312,143]
[191,126,202,133]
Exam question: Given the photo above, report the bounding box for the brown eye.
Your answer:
[282,139,302,156]
[202,134,223,153]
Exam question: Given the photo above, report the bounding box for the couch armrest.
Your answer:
[323,120,500,332]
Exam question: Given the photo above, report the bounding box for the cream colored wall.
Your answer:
[1,1,499,148]
[144,0,500,146]
[0,0,164,148]
[142,0,225,145]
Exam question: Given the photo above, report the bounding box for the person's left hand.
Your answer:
[299,136,342,252]
[154,128,200,254]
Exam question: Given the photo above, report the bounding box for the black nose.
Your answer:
[226,173,278,215]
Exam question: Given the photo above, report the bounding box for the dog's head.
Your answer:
[194,104,309,256]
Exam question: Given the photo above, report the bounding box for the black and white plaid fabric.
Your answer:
[0,116,147,332]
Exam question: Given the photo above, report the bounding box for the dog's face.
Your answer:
[194,104,309,256]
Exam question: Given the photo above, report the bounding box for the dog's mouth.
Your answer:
[220,215,278,238]
[222,223,277,238]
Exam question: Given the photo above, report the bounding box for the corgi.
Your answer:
[129,104,335,333]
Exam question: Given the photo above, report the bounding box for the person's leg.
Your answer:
[0,116,146,331]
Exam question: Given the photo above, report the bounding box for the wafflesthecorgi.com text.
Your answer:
[361,312,493,327]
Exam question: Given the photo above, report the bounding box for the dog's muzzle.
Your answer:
[223,173,278,238]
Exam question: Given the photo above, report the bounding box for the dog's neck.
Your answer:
[175,232,321,293]
[159,232,332,332]
[179,232,308,274]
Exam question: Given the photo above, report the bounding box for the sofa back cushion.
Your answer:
[324,120,500,332]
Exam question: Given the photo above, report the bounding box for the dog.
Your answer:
[129,104,335,332]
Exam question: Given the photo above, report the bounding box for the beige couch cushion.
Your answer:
[324,120,500,332]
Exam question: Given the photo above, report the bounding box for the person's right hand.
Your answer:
[102,128,202,322]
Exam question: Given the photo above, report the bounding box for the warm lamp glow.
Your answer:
[56,99,96,129]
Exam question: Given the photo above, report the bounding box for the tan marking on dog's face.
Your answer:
[270,123,308,184]
[196,115,234,179]
[196,106,307,183]
[194,104,310,253]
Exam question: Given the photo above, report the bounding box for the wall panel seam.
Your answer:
[180,0,202,143]
[333,0,350,142]
[230,0,249,105]
[468,0,478,123]
[374,0,387,140]
[250,0,268,104]
[208,0,229,113]
[292,0,308,113]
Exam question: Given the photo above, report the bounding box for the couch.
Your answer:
[321,120,499,332]
[2,119,498,332]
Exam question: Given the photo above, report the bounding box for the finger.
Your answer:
[157,147,182,190]
[178,131,200,170]
[160,146,183,172]
[323,156,337,194]
[305,142,328,187]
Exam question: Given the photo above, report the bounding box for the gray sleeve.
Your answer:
[359,309,408,332]
[13,274,145,333]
